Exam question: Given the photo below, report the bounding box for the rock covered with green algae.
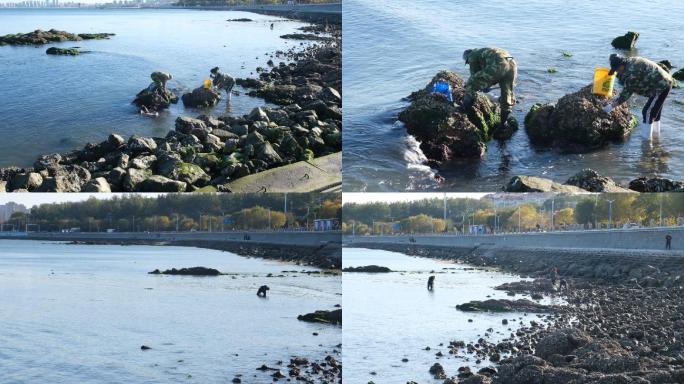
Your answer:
[398,70,517,165]
[611,31,639,50]
[0,29,113,46]
[297,309,342,325]
[181,86,221,108]
[45,47,80,55]
[133,87,178,111]
[524,85,637,152]
[455,299,554,313]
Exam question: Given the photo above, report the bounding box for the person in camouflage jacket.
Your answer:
[461,47,518,129]
[603,54,673,141]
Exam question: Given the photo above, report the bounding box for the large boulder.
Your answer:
[138,175,187,192]
[398,71,515,165]
[133,87,178,111]
[565,169,632,192]
[524,85,637,152]
[611,31,639,50]
[504,176,585,193]
[181,86,221,108]
[628,177,684,192]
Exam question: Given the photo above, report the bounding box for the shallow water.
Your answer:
[0,240,341,383]
[343,0,684,191]
[0,8,317,167]
[343,247,560,383]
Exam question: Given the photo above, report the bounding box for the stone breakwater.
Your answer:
[352,243,684,383]
[0,26,341,193]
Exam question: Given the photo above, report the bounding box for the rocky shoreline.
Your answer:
[0,23,340,193]
[503,168,684,193]
[351,243,684,383]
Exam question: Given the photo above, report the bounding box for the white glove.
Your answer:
[602,104,614,114]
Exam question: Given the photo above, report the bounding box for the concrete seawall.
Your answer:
[187,3,342,24]
[344,226,684,251]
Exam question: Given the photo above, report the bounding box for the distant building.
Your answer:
[0,202,28,223]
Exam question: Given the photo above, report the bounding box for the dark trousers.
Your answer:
[666,240,672,250]
[643,85,672,124]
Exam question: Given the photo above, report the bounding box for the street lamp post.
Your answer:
[607,200,615,229]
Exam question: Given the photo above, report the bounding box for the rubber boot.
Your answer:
[641,121,653,141]
[653,120,661,136]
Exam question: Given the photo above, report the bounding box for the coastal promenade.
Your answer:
[345,226,684,251]
[187,3,342,24]
[2,229,341,247]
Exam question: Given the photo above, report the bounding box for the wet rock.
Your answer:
[564,169,632,192]
[429,362,447,379]
[524,85,637,152]
[148,267,221,276]
[342,265,392,273]
[456,299,553,313]
[46,47,79,55]
[77,33,115,40]
[82,177,111,192]
[611,31,639,49]
[0,29,84,46]
[628,177,684,192]
[133,87,178,111]
[138,175,187,192]
[181,86,221,108]
[398,71,512,164]
[297,309,342,325]
[504,176,585,193]
[673,68,684,81]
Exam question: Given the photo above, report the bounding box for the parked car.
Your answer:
[622,222,640,229]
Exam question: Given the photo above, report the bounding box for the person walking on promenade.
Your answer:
[666,234,672,250]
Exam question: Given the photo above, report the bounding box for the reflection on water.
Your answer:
[0,240,341,383]
[0,8,316,167]
[343,0,684,191]
[343,248,560,383]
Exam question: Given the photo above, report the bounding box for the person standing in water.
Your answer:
[427,275,435,291]
[461,47,517,130]
[210,67,236,100]
[603,54,673,142]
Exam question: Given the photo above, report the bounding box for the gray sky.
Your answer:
[343,193,487,204]
[0,193,163,208]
